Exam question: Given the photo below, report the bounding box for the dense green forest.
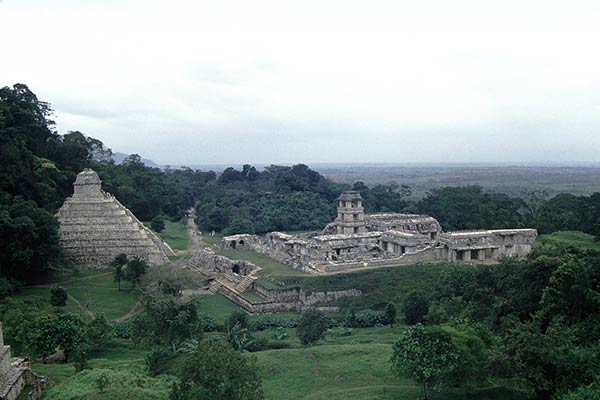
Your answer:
[1,84,600,282]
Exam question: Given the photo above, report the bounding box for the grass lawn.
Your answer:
[32,340,175,400]
[242,290,268,302]
[16,270,137,321]
[145,219,189,251]
[202,233,223,247]
[13,287,82,317]
[27,318,529,400]
[195,293,244,321]
[61,272,137,320]
[216,249,309,277]
[536,230,600,251]
[254,339,528,400]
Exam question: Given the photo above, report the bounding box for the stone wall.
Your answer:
[0,322,46,400]
[216,280,361,314]
[187,249,259,277]
[57,169,174,269]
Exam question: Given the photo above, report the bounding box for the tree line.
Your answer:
[2,83,599,284]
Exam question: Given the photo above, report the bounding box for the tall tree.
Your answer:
[170,340,264,400]
[391,324,458,400]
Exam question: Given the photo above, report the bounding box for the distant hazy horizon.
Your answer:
[2,1,600,165]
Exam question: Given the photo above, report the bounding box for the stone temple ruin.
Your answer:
[57,169,175,268]
[221,191,538,274]
[0,323,46,400]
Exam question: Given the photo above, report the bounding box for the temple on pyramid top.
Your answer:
[72,168,104,200]
[57,169,175,268]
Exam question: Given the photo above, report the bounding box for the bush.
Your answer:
[253,315,298,330]
[267,341,291,350]
[198,313,217,332]
[354,309,387,328]
[0,277,16,300]
[146,347,173,376]
[50,286,68,306]
[226,310,249,330]
[274,327,287,340]
[403,290,429,325]
[151,216,165,233]
[247,336,269,352]
[297,310,329,346]
[114,322,131,339]
[222,218,255,235]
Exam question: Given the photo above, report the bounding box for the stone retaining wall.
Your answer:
[218,281,361,314]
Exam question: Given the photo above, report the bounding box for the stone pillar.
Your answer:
[478,249,486,260]
[464,250,471,261]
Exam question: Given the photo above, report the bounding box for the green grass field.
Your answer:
[32,340,175,400]
[535,230,600,251]
[31,324,528,400]
[201,233,224,247]
[16,270,137,321]
[196,293,244,321]
[145,219,189,251]
[216,249,309,277]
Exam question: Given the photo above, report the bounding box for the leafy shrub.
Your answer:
[253,315,299,330]
[146,347,173,376]
[268,341,291,349]
[274,327,287,340]
[151,216,165,233]
[114,322,131,339]
[0,277,16,300]
[50,286,68,306]
[354,309,387,328]
[247,336,269,352]
[297,310,329,346]
[226,310,249,330]
[403,290,429,325]
[198,313,216,332]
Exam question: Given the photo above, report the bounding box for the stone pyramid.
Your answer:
[57,168,175,268]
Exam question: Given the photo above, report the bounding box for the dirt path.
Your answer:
[306,349,320,375]
[186,216,204,252]
[114,301,142,322]
[67,294,95,319]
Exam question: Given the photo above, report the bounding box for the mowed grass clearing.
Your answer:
[145,219,189,251]
[195,293,244,320]
[255,341,526,400]
[32,340,174,400]
[216,249,309,277]
[17,270,137,320]
[536,230,600,251]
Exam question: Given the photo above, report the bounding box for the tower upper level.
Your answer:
[335,191,367,234]
[72,168,104,200]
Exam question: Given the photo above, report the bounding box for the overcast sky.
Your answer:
[1,0,600,165]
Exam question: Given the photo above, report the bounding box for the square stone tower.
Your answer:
[335,191,367,234]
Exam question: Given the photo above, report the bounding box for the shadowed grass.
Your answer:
[536,231,600,251]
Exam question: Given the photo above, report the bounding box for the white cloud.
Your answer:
[1,0,600,164]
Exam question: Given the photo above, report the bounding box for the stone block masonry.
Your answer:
[219,190,538,274]
[0,323,47,400]
[57,169,175,269]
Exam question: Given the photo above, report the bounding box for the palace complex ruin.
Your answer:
[221,191,538,274]
[0,323,46,400]
[57,169,175,268]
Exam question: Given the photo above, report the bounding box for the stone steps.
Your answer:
[208,281,222,293]
[234,275,257,292]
